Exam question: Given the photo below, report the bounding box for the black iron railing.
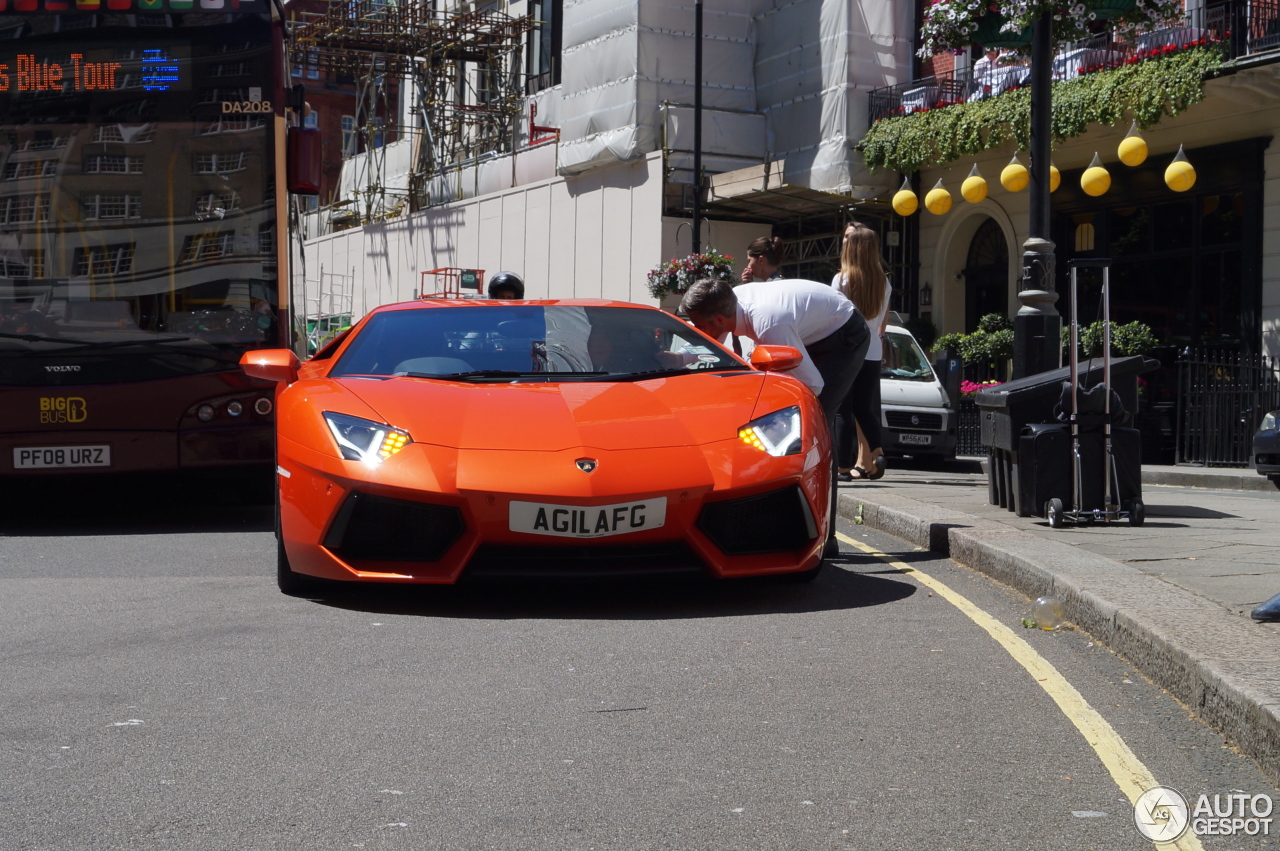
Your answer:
[871,1,1266,125]
[1176,348,1280,467]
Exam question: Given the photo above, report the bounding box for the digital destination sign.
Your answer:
[0,0,260,10]
[0,47,187,92]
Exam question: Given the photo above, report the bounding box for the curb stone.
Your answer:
[836,490,1280,785]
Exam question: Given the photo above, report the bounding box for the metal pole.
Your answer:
[1013,10,1061,379]
[691,0,703,256]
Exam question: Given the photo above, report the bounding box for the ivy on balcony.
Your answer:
[858,44,1225,176]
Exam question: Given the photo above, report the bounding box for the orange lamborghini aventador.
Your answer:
[241,299,832,594]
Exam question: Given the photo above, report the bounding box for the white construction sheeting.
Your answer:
[755,0,914,197]
[556,0,760,175]
[551,0,912,198]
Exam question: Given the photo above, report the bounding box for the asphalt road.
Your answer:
[2,474,1278,850]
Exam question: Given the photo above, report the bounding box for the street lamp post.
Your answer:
[1013,10,1061,379]
[691,0,703,256]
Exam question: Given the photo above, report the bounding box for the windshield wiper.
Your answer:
[609,366,744,382]
[408,369,611,381]
[1,331,192,349]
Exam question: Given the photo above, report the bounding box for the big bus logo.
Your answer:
[39,397,88,424]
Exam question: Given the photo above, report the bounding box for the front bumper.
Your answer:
[882,406,957,457]
[277,438,829,583]
[1254,429,1280,475]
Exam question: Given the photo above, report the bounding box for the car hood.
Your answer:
[882,378,950,408]
[335,373,767,451]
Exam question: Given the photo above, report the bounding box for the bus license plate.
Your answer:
[898,433,933,446]
[13,445,111,469]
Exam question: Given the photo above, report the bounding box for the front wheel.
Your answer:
[1046,498,1065,529]
[1127,498,1146,527]
[276,497,325,597]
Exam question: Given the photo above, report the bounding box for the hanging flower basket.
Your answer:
[971,11,1031,49]
[646,248,736,301]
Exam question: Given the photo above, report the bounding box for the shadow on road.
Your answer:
[306,560,918,621]
[0,470,274,536]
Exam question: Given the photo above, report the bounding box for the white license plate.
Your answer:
[898,433,933,446]
[14,445,111,469]
[509,497,667,538]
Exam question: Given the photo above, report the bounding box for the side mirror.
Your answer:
[750,344,804,373]
[241,349,300,384]
[287,127,321,195]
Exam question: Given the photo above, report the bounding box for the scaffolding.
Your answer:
[289,0,534,221]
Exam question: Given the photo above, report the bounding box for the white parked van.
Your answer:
[880,323,957,460]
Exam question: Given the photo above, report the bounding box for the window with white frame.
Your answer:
[82,194,142,220]
[258,221,274,254]
[193,191,240,216]
[341,115,356,156]
[0,194,50,224]
[0,253,44,278]
[200,115,265,135]
[93,123,155,143]
[304,109,319,129]
[84,154,144,174]
[3,159,58,179]
[211,62,252,77]
[193,151,247,174]
[179,231,234,263]
[74,243,134,276]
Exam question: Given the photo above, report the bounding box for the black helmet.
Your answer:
[487,271,525,299]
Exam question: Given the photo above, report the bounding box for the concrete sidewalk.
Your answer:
[835,459,1280,783]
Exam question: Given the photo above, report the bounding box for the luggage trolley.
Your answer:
[1045,258,1146,528]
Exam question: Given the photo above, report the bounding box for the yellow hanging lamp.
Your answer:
[1165,145,1196,192]
[891,176,918,216]
[1049,163,1061,193]
[1001,154,1029,192]
[961,165,988,203]
[1118,121,1148,167]
[924,179,953,215]
[1081,152,1111,197]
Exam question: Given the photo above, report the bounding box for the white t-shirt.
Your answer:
[732,279,856,394]
[831,273,893,362]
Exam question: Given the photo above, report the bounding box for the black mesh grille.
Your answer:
[697,485,815,555]
[324,492,464,562]
[886,411,944,430]
[465,542,705,578]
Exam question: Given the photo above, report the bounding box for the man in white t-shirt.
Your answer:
[681,278,869,557]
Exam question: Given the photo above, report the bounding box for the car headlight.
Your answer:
[739,406,802,456]
[1263,412,1278,432]
[323,412,412,463]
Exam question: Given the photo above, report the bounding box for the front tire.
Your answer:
[276,494,324,597]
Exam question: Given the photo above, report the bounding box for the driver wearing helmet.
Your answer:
[487,271,525,300]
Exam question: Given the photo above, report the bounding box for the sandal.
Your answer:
[867,454,887,481]
[850,465,871,480]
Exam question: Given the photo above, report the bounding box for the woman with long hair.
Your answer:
[832,222,890,480]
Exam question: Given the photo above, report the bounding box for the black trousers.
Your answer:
[835,355,884,469]
[805,312,870,543]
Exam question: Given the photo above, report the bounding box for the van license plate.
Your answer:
[899,434,932,446]
[13,445,111,469]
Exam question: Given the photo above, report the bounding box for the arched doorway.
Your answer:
[964,218,1008,331]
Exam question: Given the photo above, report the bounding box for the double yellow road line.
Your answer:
[837,532,1204,851]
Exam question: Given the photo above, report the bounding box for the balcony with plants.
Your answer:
[861,0,1270,175]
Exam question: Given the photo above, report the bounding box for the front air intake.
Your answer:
[324,492,463,561]
[697,485,817,555]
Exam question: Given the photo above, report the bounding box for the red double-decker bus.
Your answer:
[0,0,296,479]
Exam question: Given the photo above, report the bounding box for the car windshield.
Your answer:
[881,329,935,382]
[331,304,748,380]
